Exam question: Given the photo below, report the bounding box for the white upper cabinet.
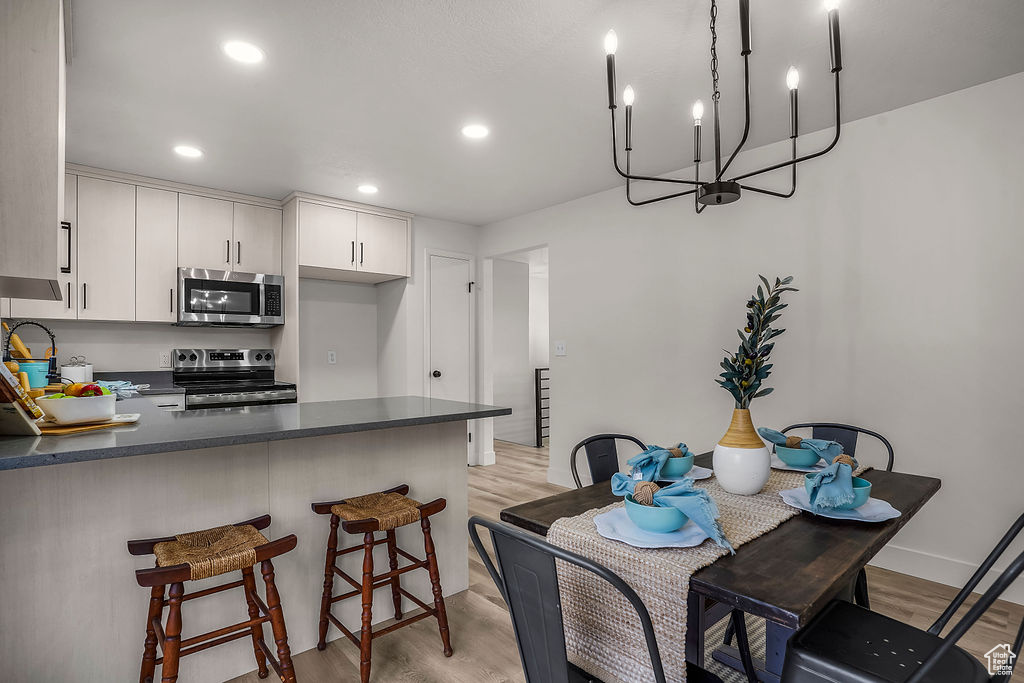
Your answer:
[233,204,282,275]
[10,173,78,319]
[135,187,178,322]
[295,199,409,283]
[76,177,136,321]
[177,194,234,272]
[298,202,358,273]
[357,213,409,278]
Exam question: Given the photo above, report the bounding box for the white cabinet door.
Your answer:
[10,173,79,319]
[177,194,233,271]
[233,204,282,275]
[357,213,409,277]
[135,187,178,322]
[77,177,136,321]
[298,202,358,272]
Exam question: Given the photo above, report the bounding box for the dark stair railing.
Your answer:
[534,367,550,448]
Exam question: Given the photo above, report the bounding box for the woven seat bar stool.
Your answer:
[127,515,298,683]
[312,483,452,683]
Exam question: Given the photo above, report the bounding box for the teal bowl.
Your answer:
[20,361,50,389]
[804,475,871,510]
[776,445,822,468]
[624,494,688,533]
[661,453,694,477]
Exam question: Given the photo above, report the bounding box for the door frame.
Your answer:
[423,247,477,423]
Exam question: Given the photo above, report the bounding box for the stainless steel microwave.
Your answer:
[177,268,284,327]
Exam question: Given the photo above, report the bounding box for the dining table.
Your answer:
[500,451,941,682]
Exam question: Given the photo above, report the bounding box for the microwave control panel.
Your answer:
[264,285,282,317]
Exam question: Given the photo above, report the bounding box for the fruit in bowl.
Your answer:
[38,392,116,425]
[61,383,111,397]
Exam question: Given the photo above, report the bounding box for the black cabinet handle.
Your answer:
[226,239,231,263]
[351,240,355,264]
[432,370,442,378]
[60,221,72,274]
[66,282,71,309]
[170,288,174,313]
[82,283,87,310]
[360,242,364,265]
[237,241,241,265]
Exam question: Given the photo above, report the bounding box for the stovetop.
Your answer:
[170,348,295,400]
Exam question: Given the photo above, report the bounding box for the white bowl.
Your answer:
[37,394,116,425]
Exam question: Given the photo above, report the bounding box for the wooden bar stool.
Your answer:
[127,515,298,683]
[312,484,452,683]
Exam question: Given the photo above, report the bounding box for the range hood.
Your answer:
[0,276,62,301]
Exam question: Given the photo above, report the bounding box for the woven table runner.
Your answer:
[548,466,867,683]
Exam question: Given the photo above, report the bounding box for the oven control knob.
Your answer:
[189,353,198,362]
[264,352,272,361]
[255,353,263,361]
[177,353,187,362]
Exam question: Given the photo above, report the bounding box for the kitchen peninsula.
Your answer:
[0,396,509,682]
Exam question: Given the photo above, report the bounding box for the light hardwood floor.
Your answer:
[228,440,1022,682]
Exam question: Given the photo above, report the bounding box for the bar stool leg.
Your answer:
[139,584,165,683]
[161,582,185,683]
[386,530,403,619]
[261,559,297,683]
[241,567,269,679]
[318,514,340,650]
[421,516,453,657]
[359,532,375,683]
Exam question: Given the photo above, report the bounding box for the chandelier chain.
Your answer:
[710,0,720,102]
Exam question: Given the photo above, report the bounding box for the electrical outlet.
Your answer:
[159,351,171,368]
[554,341,567,357]
[327,350,337,365]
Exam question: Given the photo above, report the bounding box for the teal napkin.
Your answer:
[625,443,689,482]
[758,427,842,463]
[806,461,855,509]
[611,473,733,552]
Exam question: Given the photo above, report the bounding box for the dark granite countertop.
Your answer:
[0,397,511,471]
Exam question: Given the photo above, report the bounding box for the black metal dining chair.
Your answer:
[782,511,1024,683]
[569,433,647,488]
[469,515,726,683]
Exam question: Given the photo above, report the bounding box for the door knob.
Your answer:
[432,370,442,378]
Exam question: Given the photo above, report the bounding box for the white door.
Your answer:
[232,203,282,275]
[177,194,233,271]
[135,187,178,322]
[298,202,358,273]
[357,213,408,277]
[428,255,472,404]
[77,177,136,321]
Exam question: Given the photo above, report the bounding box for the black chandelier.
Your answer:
[604,0,844,212]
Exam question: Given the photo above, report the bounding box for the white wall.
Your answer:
[529,269,550,368]
[492,259,534,444]
[28,320,272,371]
[298,278,379,401]
[478,73,1024,603]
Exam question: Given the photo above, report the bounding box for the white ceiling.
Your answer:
[66,0,1024,226]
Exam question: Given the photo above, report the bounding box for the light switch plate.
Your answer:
[158,351,171,368]
[327,350,337,365]
[554,341,567,357]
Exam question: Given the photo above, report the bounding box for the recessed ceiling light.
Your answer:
[357,184,379,194]
[173,145,203,158]
[461,124,489,139]
[222,40,265,64]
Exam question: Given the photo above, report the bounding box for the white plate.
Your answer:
[778,487,901,522]
[658,465,714,482]
[593,507,710,549]
[771,454,825,472]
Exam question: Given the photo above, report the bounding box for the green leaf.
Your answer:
[759,275,772,293]
[753,387,774,398]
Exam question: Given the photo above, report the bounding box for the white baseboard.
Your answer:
[478,450,496,466]
[869,543,1023,606]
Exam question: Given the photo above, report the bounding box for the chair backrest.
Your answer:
[468,515,667,683]
[782,422,895,471]
[569,433,647,488]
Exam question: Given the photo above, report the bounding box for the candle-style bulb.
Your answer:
[824,0,839,11]
[692,99,704,123]
[623,85,635,106]
[604,30,618,55]
[786,66,800,90]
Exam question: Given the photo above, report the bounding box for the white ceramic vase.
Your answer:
[712,408,771,495]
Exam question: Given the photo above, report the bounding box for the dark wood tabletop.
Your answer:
[500,452,941,629]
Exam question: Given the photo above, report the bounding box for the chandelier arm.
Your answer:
[611,110,701,185]
[739,138,797,198]
[716,54,751,181]
[729,72,841,184]
[694,159,707,214]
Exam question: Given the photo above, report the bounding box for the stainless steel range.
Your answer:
[172,348,297,410]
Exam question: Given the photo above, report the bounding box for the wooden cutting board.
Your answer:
[38,414,140,435]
